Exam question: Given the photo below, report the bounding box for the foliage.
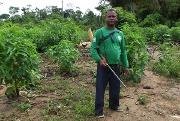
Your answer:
[153,43,180,80]
[17,102,32,112]
[121,24,149,82]
[115,7,137,26]
[47,40,80,73]
[0,19,85,53]
[0,23,26,38]
[143,27,156,42]
[170,27,180,43]
[0,34,40,99]
[73,92,94,118]
[139,13,163,27]
[109,0,180,23]
[0,14,10,20]
[153,25,171,43]
[144,25,179,43]
[175,21,180,27]
[27,19,84,52]
[138,95,149,105]
[42,78,95,121]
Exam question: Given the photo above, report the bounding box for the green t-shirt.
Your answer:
[90,27,129,68]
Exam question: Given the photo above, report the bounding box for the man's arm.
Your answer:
[90,31,101,63]
[120,32,129,68]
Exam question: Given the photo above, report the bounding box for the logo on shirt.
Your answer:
[117,35,122,42]
[93,37,96,42]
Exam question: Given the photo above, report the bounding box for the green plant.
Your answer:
[121,24,149,82]
[153,25,171,43]
[23,19,85,52]
[175,21,180,27]
[73,92,94,117]
[153,43,180,80]
[115,7,137,26]
[143,27,156,42]
[138,95,149,105]
[170,27,180,43]
[62,88,94,120]
[0,37,40,99]
[17,102,32,111]
[47,40,80,73]
[139,13,163,27]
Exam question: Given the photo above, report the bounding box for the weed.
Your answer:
[153,43,180,80]
[137,95,149,105]
[17,102,32,112]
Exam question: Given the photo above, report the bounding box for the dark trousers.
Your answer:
[95,64,120,115]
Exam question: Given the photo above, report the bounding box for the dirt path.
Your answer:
[99,70,180,121]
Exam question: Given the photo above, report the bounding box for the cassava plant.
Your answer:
[0,37,40,99]
[121,24,149,82]
[47,40,80,74]
[153,43,180,80]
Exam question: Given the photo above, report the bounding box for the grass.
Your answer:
[153,43,180,81]
[37,76,95,121]
[17,102,32,112]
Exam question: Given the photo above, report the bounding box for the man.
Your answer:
[90,8,129,118]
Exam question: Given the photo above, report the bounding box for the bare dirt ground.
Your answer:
[0,50,180,121]
[100,70,180,121]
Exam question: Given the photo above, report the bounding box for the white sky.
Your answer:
[0,0,101,15]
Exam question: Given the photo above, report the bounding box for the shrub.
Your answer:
[175,21,180,27]
[170,27,180,43]
[139,13,163,27]
[121,24,149,82]
[143,27,156,42]
[24,19,85,52]
[0,23,26,39]
[61,20,85,44]
[153,25,171,43]
[47,40,80,73]
[153,43,180,80]
[115,7,137,26]
[0,37,40,99]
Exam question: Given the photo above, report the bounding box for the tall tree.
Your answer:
[0,14,10,20]
[9,6,19,15]
[106,0,180,21]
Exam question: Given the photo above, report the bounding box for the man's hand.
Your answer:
[123,68,129,76]
[100,57,107,66]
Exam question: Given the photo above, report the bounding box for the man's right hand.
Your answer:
[100,57,107,66]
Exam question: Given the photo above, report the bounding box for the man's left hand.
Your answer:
[123,68,129,76]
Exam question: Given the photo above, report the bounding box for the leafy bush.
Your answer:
[0,23,26,39]
[121,24,149,82]
[21,19,85,52]
[47,40,80,73]
[170,27,180,43]
[0,37,40,99]
[175,21,180,27]
[61,20,85,44]
[115,7,137,26]
[143,27,156,42]
[153,43,180,80]
[153,25,171,43]
[139,13,163,27]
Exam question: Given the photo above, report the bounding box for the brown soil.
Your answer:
[99,70,180,121]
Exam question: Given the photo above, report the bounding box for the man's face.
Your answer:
[105,11,117,27]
